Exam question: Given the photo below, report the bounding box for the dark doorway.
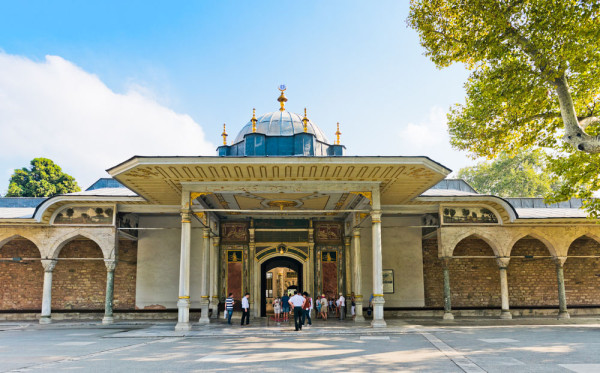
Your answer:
[260,256,303,317]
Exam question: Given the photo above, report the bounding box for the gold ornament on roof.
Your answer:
[335,122,341,145]
[221,123,228,145]
[302,108,309,133]
[277,84,287,112]
[251,108,257,133]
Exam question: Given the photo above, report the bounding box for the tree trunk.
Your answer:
[555,76,600,153]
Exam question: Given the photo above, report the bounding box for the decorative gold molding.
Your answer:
[350,191,372,205]
[191,192,211,200]
[179,296,190,299]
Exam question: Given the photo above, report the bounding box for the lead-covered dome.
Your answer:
[233,111,329,144]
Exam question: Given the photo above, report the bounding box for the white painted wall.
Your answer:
[359,216,424,308]
[135,215,205,309]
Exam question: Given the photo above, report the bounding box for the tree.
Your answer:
[6,158,80,197]
[408,1,600,212]
[457,150,556,197]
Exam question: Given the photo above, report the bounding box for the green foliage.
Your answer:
[457,149,556,197]
[408,1,600,213]
[6,158,80,197]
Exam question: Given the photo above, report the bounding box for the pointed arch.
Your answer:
[48,230,109,259]
[567,233,600,252]
[449,232,500,257]
[507,231,557,257]
[0,234,43,257]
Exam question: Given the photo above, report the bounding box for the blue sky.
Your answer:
[0,1,473,192]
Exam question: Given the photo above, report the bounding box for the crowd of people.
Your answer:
[224,291,358,329]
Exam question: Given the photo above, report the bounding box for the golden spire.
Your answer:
[335,122,341,145]
[277,84,287,112]
[251,108,257,133]
[302,108,309,133]
[221,123,228,145]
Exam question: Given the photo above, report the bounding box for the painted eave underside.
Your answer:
[106,156,452,206]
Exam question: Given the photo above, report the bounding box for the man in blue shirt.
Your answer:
[281,293,290,322]
[225,293,235,325]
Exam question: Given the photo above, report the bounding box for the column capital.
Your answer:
[41,259,57,272]
[344,236,351,246]
[180,210,191,223]
[104,259,117,272]
[440,257,451,269]
[352,227,361,237]
[554,256,567,267]
[212,236,220,246]
[202,227,211,238]
[496,257,510,269]
[370,210,382,223]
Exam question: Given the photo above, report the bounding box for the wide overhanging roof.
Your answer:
[107,156,451,206]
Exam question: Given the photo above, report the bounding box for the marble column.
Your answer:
[102,259,117,324]
[370,209,386,327]
[39,259,57,324]
[175,208,192,331]
[496,258,512,319]
[209,236,220,318]
[351,228,365,322]
[442,258,454,320]
[344,236,352,300]
[199,227,211,324]
[555,257,570,319]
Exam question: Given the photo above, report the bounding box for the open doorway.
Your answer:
[260,256,303,317]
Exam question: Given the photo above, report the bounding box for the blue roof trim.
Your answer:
[0,197,47,208]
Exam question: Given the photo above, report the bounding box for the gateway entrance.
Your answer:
[260,256,303,317]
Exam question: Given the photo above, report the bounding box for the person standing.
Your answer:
[225,293,235,325]
[350,292,356,320]
[288,291,305,331]
[241,293,250,326]
[316,293,322,318]
[338,293,346,321]
[302,292,312,327]
[273,297,281,323]
[281,293,290,323]
[320,294,328,320]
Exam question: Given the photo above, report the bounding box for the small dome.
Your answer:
[233,111,330,144]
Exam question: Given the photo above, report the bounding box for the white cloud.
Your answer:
[0,53,215,192]
[397,106,473,174]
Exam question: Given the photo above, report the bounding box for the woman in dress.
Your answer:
[273,297,281,323]
[320,294,328,320]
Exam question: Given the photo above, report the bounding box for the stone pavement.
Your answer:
[3,317,600,372]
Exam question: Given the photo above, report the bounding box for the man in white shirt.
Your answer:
[241,293,250,326]
[288,291,305,331]
[337,293,346,320]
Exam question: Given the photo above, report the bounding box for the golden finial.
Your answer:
[335,122,341,145]
[251,108,257,133]
[302,108,309,133]
[221,123,228,145]
[277,84,287,112]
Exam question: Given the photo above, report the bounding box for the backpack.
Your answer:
[302,297,311,310]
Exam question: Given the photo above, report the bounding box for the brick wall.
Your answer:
[564,237,600,306]
[423,236,600,308]
[0,239,43,310]
[0,238,137,311]
[422,238,500,307]
[508,239,558,306]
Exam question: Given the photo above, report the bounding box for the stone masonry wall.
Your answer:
[0,239,43,310]
[0,238,137,311]
[564,237,600,306]
[424,236,600,308]
[422,238,500,307]
[508,239,558,306]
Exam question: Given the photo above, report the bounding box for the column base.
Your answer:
[442,312,454,320]
[102,316,114,325]
[558,311,570,319]
[371,319,387,328]
[174,322,192,331]
[199,299,210,324]
[500,310,512,320]
[39,316,52,324]
[354,314,365,322]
